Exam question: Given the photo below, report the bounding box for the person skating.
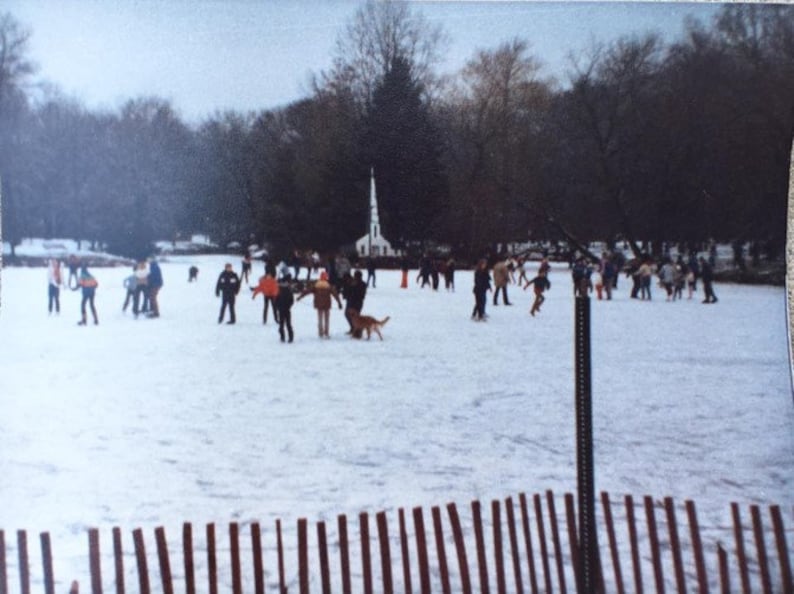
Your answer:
[275,274,295,343]
[66,255,80,290]
[251,263,279,324]
[132,260,149,317]
[525,271,551,316]
[47,259,63,315]
[122,266,137,313]
[365,259,376,288]
[146,258,163,318]
[492,259,512,305]
[241,253,252,285]
[471,258,491,321]
[188,265,199,282]
[699,257,718,304]
[77,265,99,326]
[297,271,342,338]
[216,263,241,324]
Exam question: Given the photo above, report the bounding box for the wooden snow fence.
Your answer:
[1,491,792,594]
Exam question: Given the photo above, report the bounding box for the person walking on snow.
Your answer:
[297,271,342,338]
[77,265,99,326]
[275,274,295,342]
[251,263,279,324]
[47,259,63,315]
[216,263,241,324]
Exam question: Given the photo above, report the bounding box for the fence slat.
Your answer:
[299,518,310,594]
[431,507,450,594]
[518,494,539,594]
[399,509,413,594]
[731,503,751,594]
[251,522,264,594]
[718,543,730,594]
[664,497,687,594]
[112,527,125,594]
[472,500,490,594]
[601,493,625,594]
[41,532,55,594]
[564,494,580,592]
[360,512,373,594]
[17,530,30,594]
[492,500,507,594]
[505,497,524,594]
[317,521,332,594]
[769,505,792,593]
[277,519,287,594]
[446,503,472,594]
[88,529,101,594]
[339,515,352,594]
[132,528,151,594]
[155,527,174,594]
[183,523,196,594]
[413,507,432,594]
[644,496,665,594]
[206,523,218,594]
[546,491,566,594]
[685,501,710,594]
[229,523,242,594]
[751,505,773,594]
[377,511,393,594]
[533,494,552,594]
[625,495,646,594]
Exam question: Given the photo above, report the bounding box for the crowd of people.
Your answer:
[44,244,724,337]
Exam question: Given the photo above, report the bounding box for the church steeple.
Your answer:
[369,167,380,239]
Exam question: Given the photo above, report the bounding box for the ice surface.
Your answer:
[0,251,792,591]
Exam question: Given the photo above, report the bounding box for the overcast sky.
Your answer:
[5,1,722,124]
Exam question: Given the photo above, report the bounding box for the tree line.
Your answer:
[0,3,791,262]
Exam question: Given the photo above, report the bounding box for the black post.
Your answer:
[575,294,600,593]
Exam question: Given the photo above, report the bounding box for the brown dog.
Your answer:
[349,310,390,340]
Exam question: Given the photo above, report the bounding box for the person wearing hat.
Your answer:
[215,263,241,324]
[297,271,342,338]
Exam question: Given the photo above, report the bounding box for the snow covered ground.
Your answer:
[0,253,792,591]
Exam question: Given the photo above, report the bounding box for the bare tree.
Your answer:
[320,0,448,110]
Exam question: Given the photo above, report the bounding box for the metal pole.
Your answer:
[575,294,600,593]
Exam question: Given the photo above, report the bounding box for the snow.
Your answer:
[0,251,792,592]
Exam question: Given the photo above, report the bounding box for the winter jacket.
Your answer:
[216,270,241,297]
[300,279,340,310]
[123,275,137,291]
[473,269,491,294]
[275,282,294,312]
[148,261,163,289]
[252,275,278,299]
[342,279,367,311]
[48,261,62,287]
[492,261,510,288]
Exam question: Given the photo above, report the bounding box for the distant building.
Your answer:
[356,169,402,258]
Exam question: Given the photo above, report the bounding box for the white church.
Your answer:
[355,169,402,258]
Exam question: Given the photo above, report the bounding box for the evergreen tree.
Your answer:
[362,55,447,247]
